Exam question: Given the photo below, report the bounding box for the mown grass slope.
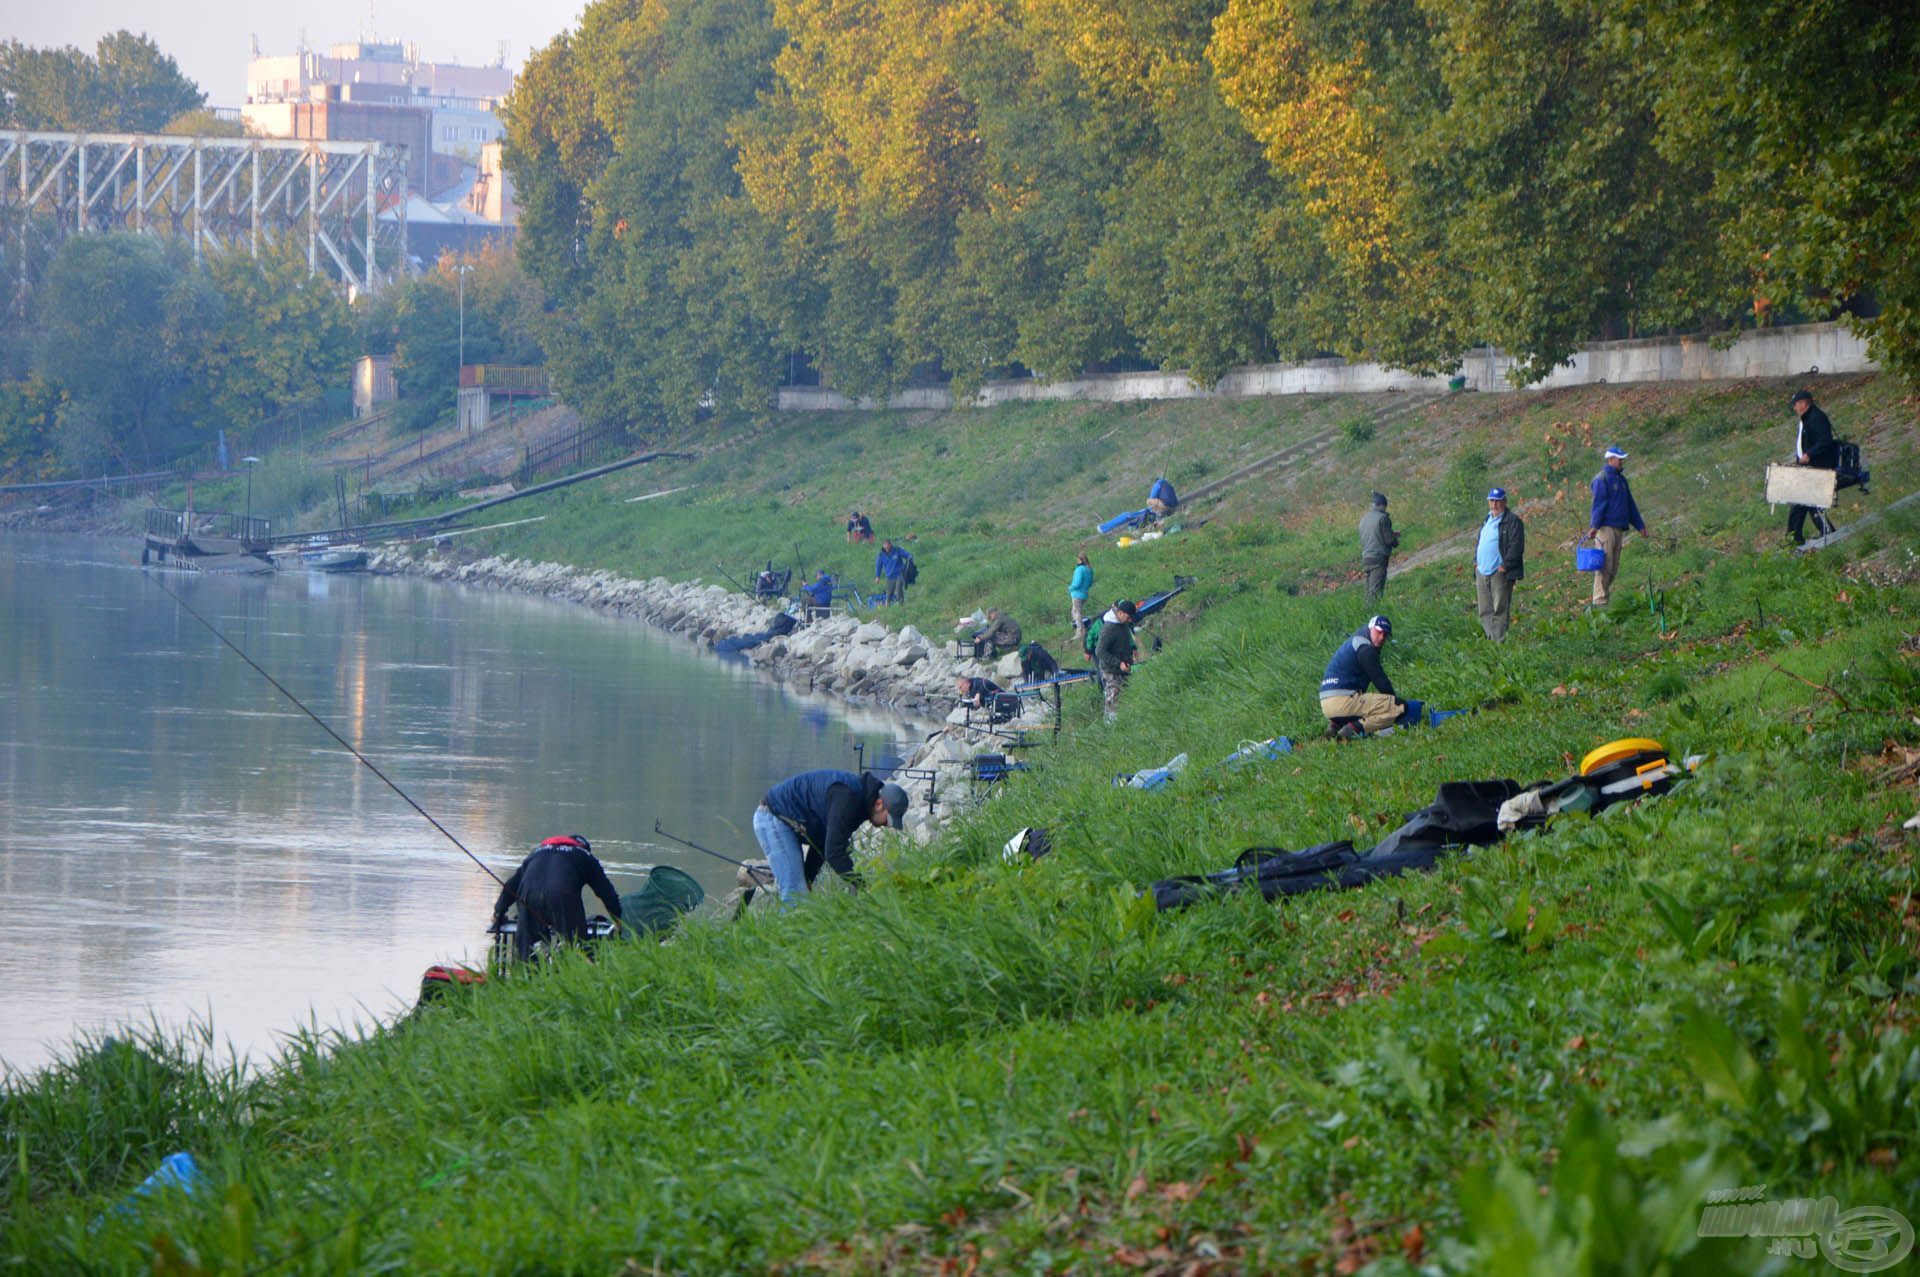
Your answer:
[5,375,1918,1274]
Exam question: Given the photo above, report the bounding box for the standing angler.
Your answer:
[753,769,909,906]
[1095,599,1139,721]
[1068,552,1094,640]
[876,538,908,604]
[1473,487,1525,642]
[491,835,625,958]
[1358,491,1400,602]
[1786,388,1838,545]
[1586,446,1647,608]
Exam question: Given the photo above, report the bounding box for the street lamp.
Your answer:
[242,456,261,526]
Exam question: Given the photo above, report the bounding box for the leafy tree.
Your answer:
[1629,0,1920,380]
[30,234,216,469]
[0,377,61,482]
[0,32,202,132]
[200,246,356,430]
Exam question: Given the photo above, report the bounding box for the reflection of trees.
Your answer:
[2,539,915,917]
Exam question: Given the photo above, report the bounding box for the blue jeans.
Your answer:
[752,805,807,905]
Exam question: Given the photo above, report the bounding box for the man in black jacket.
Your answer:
[491,835,624,958]
[1787,389,1839,545]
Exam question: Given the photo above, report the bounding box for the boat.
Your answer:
[299,547,370,573]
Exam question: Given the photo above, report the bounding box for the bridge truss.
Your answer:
[1,130,409,312]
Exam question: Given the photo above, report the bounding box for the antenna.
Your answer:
[497,39,509,68]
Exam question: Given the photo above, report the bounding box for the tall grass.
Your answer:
[4,375,1916,1272]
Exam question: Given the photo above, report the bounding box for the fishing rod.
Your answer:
[151,577,515,900]
[653,818,768,880]
[713,562,750,594]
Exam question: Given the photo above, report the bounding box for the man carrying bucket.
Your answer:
[1586,446,1647,608]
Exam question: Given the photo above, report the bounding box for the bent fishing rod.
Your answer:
[152,578,516,900]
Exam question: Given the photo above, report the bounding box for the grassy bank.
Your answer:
[4,377,1918,1273]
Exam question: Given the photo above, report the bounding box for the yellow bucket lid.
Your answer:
[1116,536,1134,547]
[1580,737,1665,776]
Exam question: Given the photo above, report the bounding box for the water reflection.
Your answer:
[0,535,913,1075]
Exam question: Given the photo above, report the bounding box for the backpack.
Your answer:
[902,553,918,586]
[1082,618,1104,658]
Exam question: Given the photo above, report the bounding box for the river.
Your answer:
[0,534,913,1076]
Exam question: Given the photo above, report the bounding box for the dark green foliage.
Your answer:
[0,32,203,132]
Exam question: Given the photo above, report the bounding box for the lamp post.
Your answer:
[242,456,261,541]
[456,261,474,433]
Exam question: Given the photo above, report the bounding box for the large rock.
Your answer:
[853,621,889,644]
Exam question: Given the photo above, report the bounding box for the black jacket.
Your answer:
[1796,405,1838,469]
[492,842,623,947]
[764,769,880,885]
[1495,510,1525,580]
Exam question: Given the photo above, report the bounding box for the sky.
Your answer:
[2,0,589,103]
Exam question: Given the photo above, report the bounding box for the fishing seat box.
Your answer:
[1764,463,1838,509]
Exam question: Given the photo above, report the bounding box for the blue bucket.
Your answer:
[1575,545,1607,572]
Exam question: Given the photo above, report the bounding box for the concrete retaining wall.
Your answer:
[777,322,1876,412]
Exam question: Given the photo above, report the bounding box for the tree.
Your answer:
[0,32,202,132]
[1630,0,1920,379]
[31,234,217,469]
[200,246,356,429]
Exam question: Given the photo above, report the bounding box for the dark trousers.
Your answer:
[1787,505,1834,545]
[1363,558,1388,602]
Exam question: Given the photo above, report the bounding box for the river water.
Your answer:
[0,534,912,1076]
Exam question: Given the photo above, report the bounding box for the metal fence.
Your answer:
[516,423,633,483]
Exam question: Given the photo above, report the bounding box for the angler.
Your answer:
[753,769,909,905]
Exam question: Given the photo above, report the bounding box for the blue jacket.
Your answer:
[1590,467,1644,532]
[763,769,876,883]
[876,547,906,580]
[1149,477,1178,508]
[1321,628,1396,698]
[1068,564,1093,599]
[802,576,833,607]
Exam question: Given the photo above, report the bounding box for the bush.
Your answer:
[1445,445,1492,521]
[1338,412,1376,451]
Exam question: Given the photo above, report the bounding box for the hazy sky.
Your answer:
[3,0,589,102]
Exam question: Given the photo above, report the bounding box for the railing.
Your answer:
[145,507,271,546]
[516,423,632,483]
[459,364,550,394]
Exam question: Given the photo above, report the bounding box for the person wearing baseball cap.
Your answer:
[1094,598,1140,721]
[1474,486,1525,641]
[754,769,908,905]
[1319,614,1409,737]
[1586,445,1646,607]
[1786,389,1839,545]
[1358,491,1400,602]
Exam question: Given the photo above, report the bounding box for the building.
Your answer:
[463,142,516,225]
[353,355,398,418]
[244,39,511,196]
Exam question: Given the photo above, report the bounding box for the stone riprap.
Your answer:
[367,546,1058,848]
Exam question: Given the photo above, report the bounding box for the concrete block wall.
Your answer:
[775,321,1876,412]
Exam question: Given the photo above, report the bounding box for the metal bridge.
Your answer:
[1,129,410,308]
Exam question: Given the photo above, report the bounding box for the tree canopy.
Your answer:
[503,0,1917,422]
[0,31,203,132]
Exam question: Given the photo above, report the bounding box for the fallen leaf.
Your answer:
[1866,1147,1898,1169]
[1160,1180,1201,1202]
[1565,1035,1587,1051]
[1401,1223,1427,1263]
[1126,1174,1148,1202]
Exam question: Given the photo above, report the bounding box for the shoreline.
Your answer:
[367,544,1038,843]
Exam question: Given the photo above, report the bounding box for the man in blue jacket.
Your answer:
[876,539,909,604]
[1319,615,1410,737]
[754,769,909,905]
[1587,446,1648,607]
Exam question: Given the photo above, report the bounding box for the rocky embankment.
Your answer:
[368,546,1053,848]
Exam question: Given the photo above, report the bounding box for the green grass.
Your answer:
[6,375,1918,1273]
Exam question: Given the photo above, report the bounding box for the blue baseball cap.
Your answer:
[1604,445,1629,459]
[1369,614,1392,636]
[1487,487,1506,501]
